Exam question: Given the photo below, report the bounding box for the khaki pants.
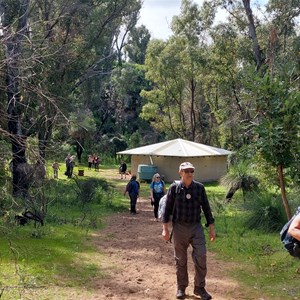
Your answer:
[173,222,207,289]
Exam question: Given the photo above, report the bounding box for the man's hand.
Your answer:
[209,224,216,242]
[162,224,170,241]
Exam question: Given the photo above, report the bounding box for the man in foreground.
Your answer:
[162,162,216,300]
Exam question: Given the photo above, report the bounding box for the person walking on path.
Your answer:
[94,155,100,171]
[124,175,140,214]
[119,161,127,179]
[65,154,75,178]
[52,161,60,179]
[88,155,94,170]
[161,162,216,300]
[150,173,166,221]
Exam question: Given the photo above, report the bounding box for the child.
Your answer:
[52,161,60,179]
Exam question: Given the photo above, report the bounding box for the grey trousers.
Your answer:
[173,222,207,289]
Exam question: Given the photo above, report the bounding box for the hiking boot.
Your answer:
[194,287,212,300]
[176,289,186,299]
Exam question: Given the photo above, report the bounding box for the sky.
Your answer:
[138,0,183,40]
[138,0,268,40]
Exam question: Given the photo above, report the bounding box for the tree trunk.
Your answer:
[38,119,53,167]
[277,164,292,220]
[190,78,196,141]
[2,0,31,196]
[242,0,264,70]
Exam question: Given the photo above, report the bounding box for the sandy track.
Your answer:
[79,197,258,300]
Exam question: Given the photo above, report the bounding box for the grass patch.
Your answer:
[0,166,128,298]
[0,224,107,299]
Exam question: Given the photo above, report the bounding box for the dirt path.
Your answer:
[76,196,258,300]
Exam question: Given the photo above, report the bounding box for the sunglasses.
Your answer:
[183,169,194,174]
[156,176,160,179]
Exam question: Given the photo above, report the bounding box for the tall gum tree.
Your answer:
[238,0,300,219]
[141,0,217,143]
[1,0,32,196]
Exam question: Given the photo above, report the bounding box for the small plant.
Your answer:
[73,177,102,208]
[243,191,286,232]
[220,160,259,202]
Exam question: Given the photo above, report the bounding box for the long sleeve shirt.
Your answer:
[162,180,214,226]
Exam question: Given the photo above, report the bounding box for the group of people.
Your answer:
[51,154,76,179]
[123,162,215,300]
[88,154,101,171]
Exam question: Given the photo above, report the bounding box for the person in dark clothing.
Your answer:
[65,154,74,178]
[162,162,216,300]
[150,173,166,221]
[119,161,127,179]
[94,156,100,171]
[124,175,140,214]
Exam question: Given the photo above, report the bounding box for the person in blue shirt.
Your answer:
[150,173,166,221]
[124,175,140,214]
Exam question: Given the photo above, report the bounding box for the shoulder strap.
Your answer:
[174,180,181,194]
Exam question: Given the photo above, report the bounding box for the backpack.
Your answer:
[126,180,139,194]
[126,181,132,193]
[158,180,181,221]
[280,207,300,257]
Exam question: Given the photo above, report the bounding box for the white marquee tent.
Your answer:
[117,138,232,182]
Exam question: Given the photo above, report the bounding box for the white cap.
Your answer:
[179,162,195,171]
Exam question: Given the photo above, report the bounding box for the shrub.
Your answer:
[243,191,286,232]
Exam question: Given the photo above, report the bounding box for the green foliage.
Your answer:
[254,74,300,167]
[243,192,286,232]
[0,224,103,298]
[208,190,300,299]
[124,25,151,64]
[220,160,259,201]
[73,177,109,208]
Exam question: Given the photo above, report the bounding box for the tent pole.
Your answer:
[149,156,153,165]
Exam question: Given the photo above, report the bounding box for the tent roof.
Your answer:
[117,138,232,157]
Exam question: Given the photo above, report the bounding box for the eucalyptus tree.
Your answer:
[103,25,152,147]
[111,63,151,137]
[141,0,218,143]
[0,0,142,196]
[124,25,151,64]
[251,0,300,219]
[1,0,33,196]
[251,73,300,220]
[205,23,253,149]
[214,0,300,218]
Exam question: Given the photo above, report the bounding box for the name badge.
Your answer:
[186,193,191,200]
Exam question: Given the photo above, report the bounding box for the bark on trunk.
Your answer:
[3,0,31,196]
[242,0,264,69]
